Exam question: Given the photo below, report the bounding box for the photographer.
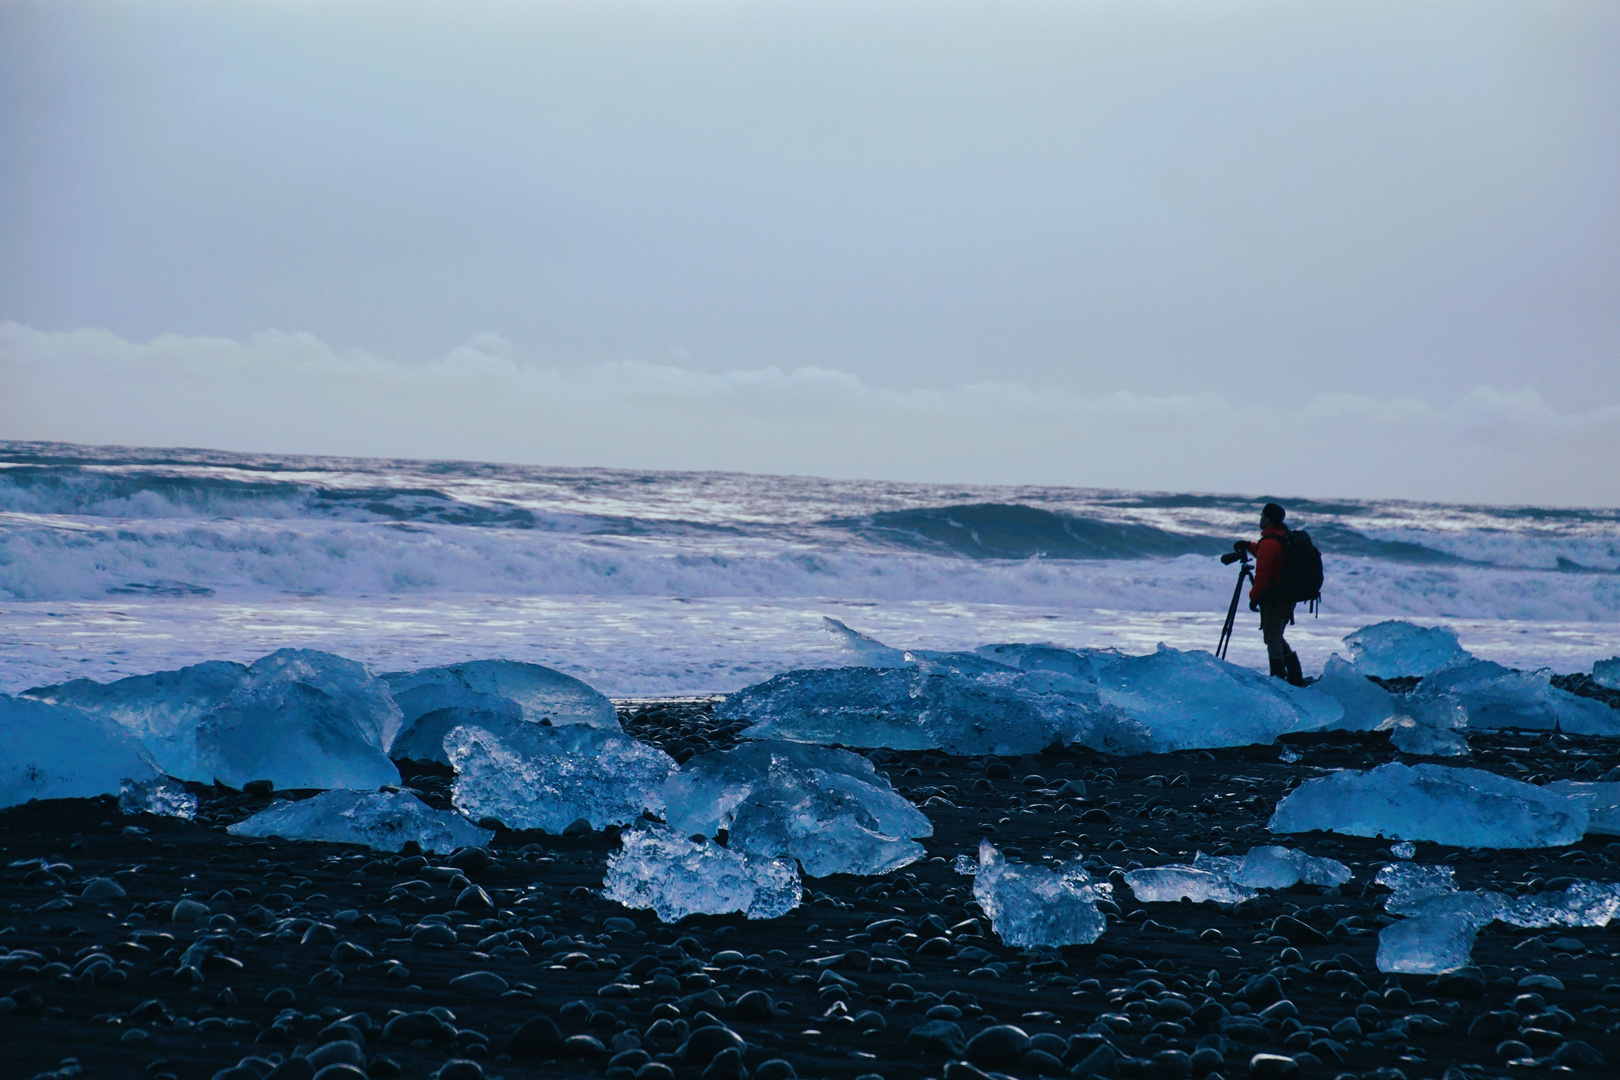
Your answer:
[1234,502,1306,686]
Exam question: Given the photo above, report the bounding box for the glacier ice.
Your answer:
[724,632,1344,755]
[1343,621,1471,678]
[1124,867,1257,905]
[1372,860,1620,973]
[1,695,162,810]
[1384,717,1470,757]
[383,659,618,763]
[603,823,800,922]
[24,649,403,790]
[1313,655,1401,731]
[1269,763,1587,848]
[1545,781,1620,836]
[662,741,930,878]
[445,723,675,832]
[1194,845,1352,890]
[1409,659,1620,736]
[196,679,400,792]
[1595,657,1620,691]
[226,788,492,853]
[118,777,198,819]
[822,616,909,666]
[972,841,1107,948]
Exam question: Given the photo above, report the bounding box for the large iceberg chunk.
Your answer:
[1194,845,1352,889]
[446,723,675,832]
[1269,763,1587,848]
[725,633,1343,755]
[1376,891,1505,974]
[1410,660,1620,736]
[603,824,800,922]
[1545,781,1620,835]
[1124,867,1257,905]
[23,649,403,790]
[822,616,910,666]
[227,789,493,853]
[384,660,618,763]
[1594,657,1620,691]
[1312,655,1401,731]
[663,741,931,877]
[0,695,162,810]
[972,840,1107,948]
[1344,621,1471,678]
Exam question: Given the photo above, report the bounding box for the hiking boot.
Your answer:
[1269,654,1289,679]
[1284,651,1306,687]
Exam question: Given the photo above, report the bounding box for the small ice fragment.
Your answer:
[446,723,675,832]
[662,741,931,877]
[1279,746,1302,764]
[1268,762,1587,848]
[227,789,492,853]
[1390,842,1416,859]
[1,695,163,810]
[118,777,198,819]
[953,853,979,876]
[1376,891,1506,974]
[973,841,1107,948]
[1501,880,1620,929]
[1343,621,1471,678]
[603,823,800,922]
[1124,866,1258,905]
[1384,718,1470,757]
[383,659,619,763]
[1374,862,1460,914]
[1194,845,1351,890]
[1594,657,1620,691]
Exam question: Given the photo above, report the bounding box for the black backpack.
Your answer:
[1277,528,1324,609]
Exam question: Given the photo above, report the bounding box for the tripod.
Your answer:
[1216,549,1252,661]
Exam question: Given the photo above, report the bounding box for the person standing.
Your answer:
[1235,502,1306,686]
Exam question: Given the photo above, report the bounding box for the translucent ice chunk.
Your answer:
[726,639,1343,756]
[1545,781,1620,836]
[0,695,162,810]
[1411,660,1620,736]
[1374,862,1459,913]
[953,853,979,876]
[1390,842,1417,859]
[1194,845,1352,889]
[721,656,1147,757]
[1269,763,1587,848]
[1384,718,1470,757]
[822,617,909,666]
[1124,866,1257,905]
[384,660,618,763]
[973,840,1107,948]
[1501,880,1620,928]
[25,649,404,788]
[662,741,931,878]
[227,788,493,853]
[1594,657,1620,691]
[118,777,198,819]
[1313,655,1401,731]
[24,659,251,780]
[195,681,401,792]
[1344,621,1471,678]
[603,823,801,922]
[445,723,675,832]
[1376,891,1506,974]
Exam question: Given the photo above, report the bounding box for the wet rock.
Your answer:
[455,884,494,911]
[702,1047,747,1080]
[80,877,126,901]
[754,1061,797,1080]
[172,898,211,923]
[383,1011,455,1043]
[243,779,275,797]
[436,1061,485,1080]
[1553,1041,1606,1066]
[909,1021,967,1056]
[310,1067,367,1080]
[564,1034,608,1059]
[449,970,508,996]
[1149,1049,1192,1078]
[510,1016,565,1059]
[1468,1012,1519,1042]
[965,1025,1031,1068]
[448,846,491,872]
[1434,969,1486,998]
[264,1059,315,1080]
[732,991,775,1021]
[1021,1049,1066,1076]
[1270,916,1326,946]
[1240,974,1284,1007]
[1190,1047,1225,1075]
[307,1041,365,1069]
[1247,1053,1299,1080]
[681,1025,747,1067]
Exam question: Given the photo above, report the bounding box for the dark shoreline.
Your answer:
[5,687,1620,1080]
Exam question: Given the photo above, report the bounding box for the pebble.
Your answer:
[80,877,126,901]
[1247,1053,1300,1080]
[509,1016,564,1058]
[306,1041,364,1070]
[436,1061,485,1080]
[172,899,211,923]
[310,1067,366,1080]
[964,1024,1030,1068]
[449,970,509,996]
[264,1058,315,1080]
[679,1025,746,1066]
[754,1060,798,1080]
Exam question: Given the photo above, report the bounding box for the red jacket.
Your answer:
[1244,523,1289,604]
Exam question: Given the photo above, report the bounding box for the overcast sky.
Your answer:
[2,0,1617,503]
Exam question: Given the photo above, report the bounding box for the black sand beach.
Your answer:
[5,679,1620,1080]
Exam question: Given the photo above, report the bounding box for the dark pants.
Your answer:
[1260,600,1296,665]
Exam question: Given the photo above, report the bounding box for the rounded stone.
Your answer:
[172,899,211,923]
[680,1025,746,1067]
[701,1047,747,1080]
[450,970,509,996]
[436,1061,485,1080]
[448,847,491,872]
[1246,1053,1299,1080]
[732,991,775,1021]
[965,1025,1031,1068]
[80,877,126,901]
[754,1059,798,1080]
[510,1016,564,1059]
[311,1067,367,1080]
[635,1065,676,1080]
[307,1040,365,1069]
[563,1034,608,1059]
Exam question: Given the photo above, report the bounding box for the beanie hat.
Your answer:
[1262,502,1286,524]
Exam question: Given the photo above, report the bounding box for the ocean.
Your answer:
[2,440,1617,696]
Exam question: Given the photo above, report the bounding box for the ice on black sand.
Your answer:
[227,788,493,853]
[603,822,801,922]
[0,694,162,810]
[963,840,1107,947]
